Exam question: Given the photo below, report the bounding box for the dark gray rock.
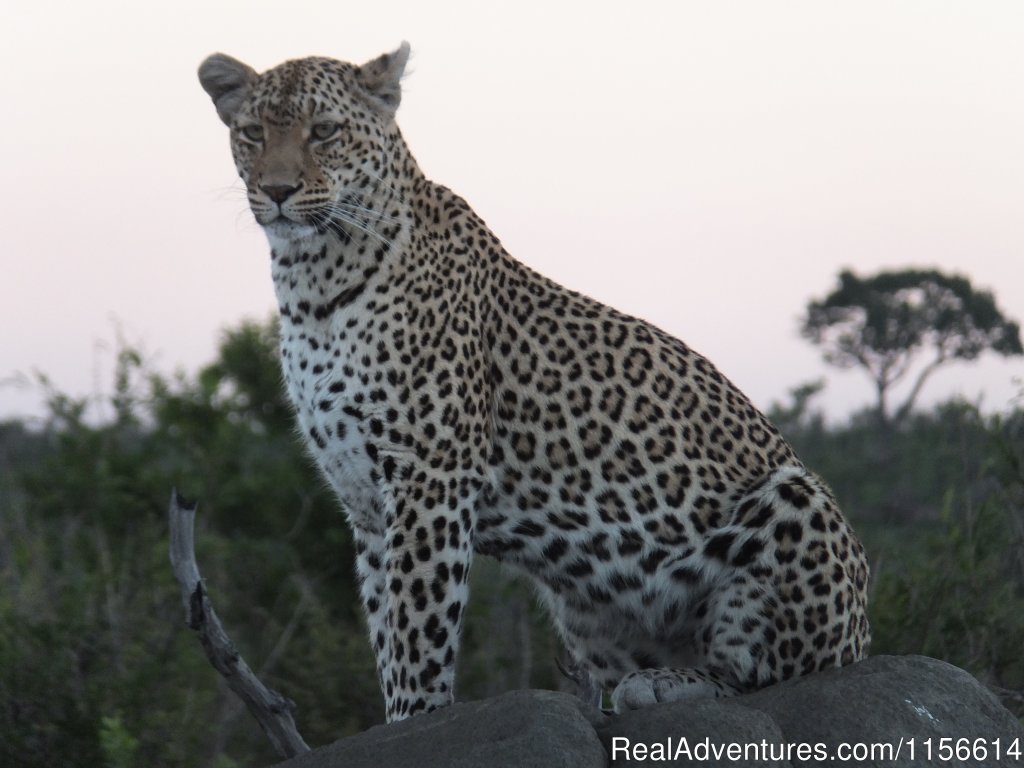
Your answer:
[271,656,1024,768]
[270,689,607,768]
[736,655,1024,767]
[597,697,790,767]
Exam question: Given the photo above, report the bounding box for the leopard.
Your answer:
[198,42,870,723]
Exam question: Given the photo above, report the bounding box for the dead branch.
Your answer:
[168,489,310,759]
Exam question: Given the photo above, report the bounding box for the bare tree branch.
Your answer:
[893,352,948,424]
[168,489,310,759]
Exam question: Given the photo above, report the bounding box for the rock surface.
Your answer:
[271,688,606,768]
[736,654,1024,768]
[272,656,1024,768]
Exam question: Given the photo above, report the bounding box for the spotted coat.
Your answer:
[198,43,870,722]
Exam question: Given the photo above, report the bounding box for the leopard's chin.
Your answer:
[262,218,318,244]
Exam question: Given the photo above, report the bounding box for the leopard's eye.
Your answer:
[240,124,264,143]
[311,122,341,142]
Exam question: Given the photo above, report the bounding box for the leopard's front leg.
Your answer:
[353,527,394,695]
[376,468,477,721]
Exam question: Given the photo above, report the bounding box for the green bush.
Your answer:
[1,321,1020,765]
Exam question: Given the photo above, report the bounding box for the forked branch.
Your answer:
[168,489,310,759]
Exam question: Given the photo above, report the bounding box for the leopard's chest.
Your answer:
[278,321,387,533]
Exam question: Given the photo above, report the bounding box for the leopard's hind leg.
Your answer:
[610,563,771,711]
[611,466,870,712]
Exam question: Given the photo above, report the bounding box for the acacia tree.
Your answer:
[802,269,1022,426]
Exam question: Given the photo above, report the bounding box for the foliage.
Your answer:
[1,317,1022,765]
[0,319,565,768]
[771,389,997,525]
[867,410,1024,716]
[100,715,140,768]
[802,269,1022,425]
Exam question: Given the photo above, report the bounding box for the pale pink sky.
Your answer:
[2,1,1022,423]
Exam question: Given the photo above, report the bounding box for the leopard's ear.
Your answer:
[199,53,258,126]
[355,42,410,116]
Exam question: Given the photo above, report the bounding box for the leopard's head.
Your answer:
[198,44,410,242]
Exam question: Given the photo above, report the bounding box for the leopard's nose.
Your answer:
[261,183,302,204]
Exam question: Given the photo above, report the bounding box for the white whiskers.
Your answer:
[310,202,394,249]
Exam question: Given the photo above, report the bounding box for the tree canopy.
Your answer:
[802,269,1022,425]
